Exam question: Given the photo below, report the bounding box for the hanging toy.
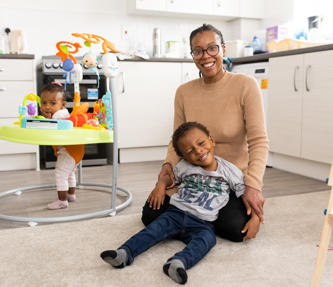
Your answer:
[55,41,82,89]
[72,33,118,54]
[62,58,75,89]
[82,52,100,87]
[72,33,118,89]
[100,53,119,130]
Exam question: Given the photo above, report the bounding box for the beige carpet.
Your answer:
[0,191,332,287]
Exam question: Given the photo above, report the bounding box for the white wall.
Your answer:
[0,0,234,61]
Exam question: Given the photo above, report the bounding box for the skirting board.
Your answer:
[271,152,330,181]
[119,146,168,163]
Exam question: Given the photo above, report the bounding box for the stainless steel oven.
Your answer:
[37,55,113,168]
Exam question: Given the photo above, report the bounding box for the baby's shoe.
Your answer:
[47,200,68,210]
[67,193,76,202]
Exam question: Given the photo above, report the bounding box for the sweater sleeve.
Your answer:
[165,86,185,167]
[242,76,269,191]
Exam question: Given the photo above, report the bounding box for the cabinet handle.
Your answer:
[293,65,299,92]
[121,71,125,94]
[0,87,6,91]
[305,65,311,92]
[0,67,4,72]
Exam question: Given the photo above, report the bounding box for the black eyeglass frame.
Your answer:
[190,44,222,59]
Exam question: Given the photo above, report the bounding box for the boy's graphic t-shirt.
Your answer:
[170,156,245,221]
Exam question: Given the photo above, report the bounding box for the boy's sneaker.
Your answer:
[47,200,68,210]
[67,194,76,202]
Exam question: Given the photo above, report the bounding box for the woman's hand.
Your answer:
[241,211,260,241]
[158,163,176,189]
[147,182,167,210]
[242,186,265,223]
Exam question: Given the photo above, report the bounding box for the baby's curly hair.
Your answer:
[172,122,210,157]
[41,82,67,101]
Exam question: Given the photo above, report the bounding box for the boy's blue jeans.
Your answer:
[120,205,216,269]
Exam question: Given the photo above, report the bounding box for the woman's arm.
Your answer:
[165,87,186,167]
[242,76,269,222]
[147,168,174,210]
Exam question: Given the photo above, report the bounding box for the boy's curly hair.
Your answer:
[172,122,210,157]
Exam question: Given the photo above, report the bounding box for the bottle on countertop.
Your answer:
[251,36,263,54]
[153,27,161,58]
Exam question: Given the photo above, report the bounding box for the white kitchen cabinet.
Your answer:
[268,54,303,157]
[165,0,211,15]
[117,61,180,162]
[239,0,265,19]
[181,62,199,83]
[268,50,333,165]
[127,0,165,12]
[301,51,333,163]
[127,0,240,19]
[211,0,239,17]
[0,58,39,171]
[117,61,198,163]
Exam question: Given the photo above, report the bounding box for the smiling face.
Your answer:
[177,127,217,171]
[40,91,66,119]
[191,30,225,83]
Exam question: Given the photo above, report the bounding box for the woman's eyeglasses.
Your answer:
[191,45,220,59]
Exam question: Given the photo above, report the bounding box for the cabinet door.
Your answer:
[0,59,33,81]
[181,62,199,84]
[165,0,211,15]
[0,119,38,154]
[118,62,181,148]
[239,0,264,19]
[267,55,303,157]
[211,0,239,17]
[0,81,34,118]
[131,0,165,11]
[301,50,333,163]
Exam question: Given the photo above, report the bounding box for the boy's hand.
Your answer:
[241,211,260,242]
[147,182,166,210]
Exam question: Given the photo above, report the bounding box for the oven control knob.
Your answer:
[45,62,52,69]
[97,64,102,69]
[60,63,63,69]
[52,63,60,69]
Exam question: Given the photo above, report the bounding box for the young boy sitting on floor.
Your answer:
[100,122,259,285]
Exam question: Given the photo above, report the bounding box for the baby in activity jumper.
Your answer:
[100,122,258,284]
[40,81,84,210]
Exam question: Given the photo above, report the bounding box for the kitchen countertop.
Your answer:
[119,43,333,65]
[120,57,193,63]
[231,43,333,65]
[0,54,34,59]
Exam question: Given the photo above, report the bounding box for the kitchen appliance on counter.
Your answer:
[37,55,112,168]
[232,62,272,167]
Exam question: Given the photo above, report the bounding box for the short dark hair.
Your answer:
[41,82,66,101]
[190,23,225,50]
[172,122,210,157]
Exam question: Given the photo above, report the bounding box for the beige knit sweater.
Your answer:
[165,71,269,191]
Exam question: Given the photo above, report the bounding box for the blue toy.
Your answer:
[21,118,73,130]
